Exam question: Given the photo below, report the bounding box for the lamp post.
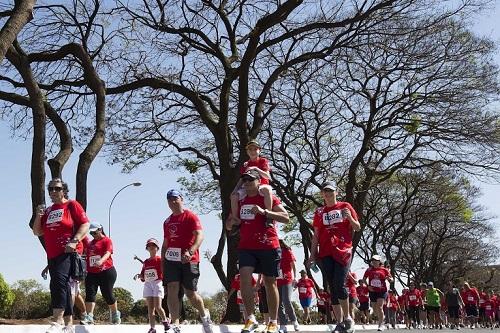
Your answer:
[108,182,141,236]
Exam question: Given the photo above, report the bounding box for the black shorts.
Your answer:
[465,304,478,317]
[359,301,370,311]
[369,291,387,303]
[238,248,281,277]
[479,307,485,317]
[318,305,327,314]
[448,306,460,319]
[426,305,440,313]
[163,260,200,291]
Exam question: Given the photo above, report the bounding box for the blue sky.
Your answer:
[0,2,499,302]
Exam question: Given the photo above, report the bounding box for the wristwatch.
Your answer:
[69,238,79,243]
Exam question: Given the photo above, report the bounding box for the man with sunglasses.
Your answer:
[226,169,290,333]
[33,178,89,333]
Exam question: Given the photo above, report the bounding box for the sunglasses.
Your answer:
[322,188,335,192]
[48,186,63,192]
[241,177,255,183]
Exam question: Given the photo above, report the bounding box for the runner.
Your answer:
[317,288,331,324]
[32,178,90,333]
[346,271,358,322]
[277,239,299,332]
[419,282,428,329]
[461,282,480,329]
[445,282,464,330]
[425,282,444,329]
[82,222,121,325]
[161,189,213,333]
[363,254,393,331]
[228,272,258,321]
[139,238,170,333]
[386,290,399,329]
[398,288,408,329]
[356,280,370,324]
[296,269,315,324]
[226,169,290,333]
[307,181,360,333]
[479,286,487,327]
[483,290,496,329]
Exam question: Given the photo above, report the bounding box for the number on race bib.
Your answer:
[165,248,182,262]
[47,209,64,225]
[409,295,416,301]
[144,269,158,282]
[467,296,474,301]
[90,255,101,267]
[240,205,256,220]
[299,287,307,293]
[370,279,382,288]
[323,210,343,225]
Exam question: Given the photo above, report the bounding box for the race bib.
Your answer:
[240,205,256,220]
[485,305,492,310]
[479,299,485,304]
[323,210,343,225]
[237,290,242,300]
[144,268,158,282]
[409,295,417,301]
[89,255,101,267]
[467,296,474,302]
[165,247,182,262]
[299,287,307,293]
[370,279,382,288]
[46,209,64,225]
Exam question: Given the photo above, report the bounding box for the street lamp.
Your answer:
[108,182,142,236]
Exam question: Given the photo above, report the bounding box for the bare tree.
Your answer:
[0,0,36,63]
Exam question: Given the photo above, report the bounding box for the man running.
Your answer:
[226,169,290,333]
[161,189,213,333]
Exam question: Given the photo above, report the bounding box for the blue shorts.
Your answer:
[300,298,312,308]
[238,248,281,277]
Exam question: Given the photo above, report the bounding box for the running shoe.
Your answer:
[80,313,94,325]
[111,310,121,324]
[279,324,288,333]
[172,325,181,333]
[162,318,171,332]
[377,324,385,332]
[266,322,279,333]
[148,328,157,333]
[344,318,355,333]
[201,312,214,333]
[62,325,74,333]
[293,321,300,331]
[241,319,259,333]
[332,322,346,333]
[45,322,63,333]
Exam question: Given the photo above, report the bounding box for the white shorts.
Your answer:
[238,184,272,200]
[143,280,164,298]
[69,279,80,297]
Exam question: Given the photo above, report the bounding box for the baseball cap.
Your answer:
[371,254,382,261]
[427,282,434,287]
[167,189,182,199]
[145,238,160,249]
[245,140,261,148]
[321,181,337,191]
[89,222,103,232]
[241,169,260,180]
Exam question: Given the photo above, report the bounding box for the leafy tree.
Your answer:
[0,273,14,317]
[9,279,50,319]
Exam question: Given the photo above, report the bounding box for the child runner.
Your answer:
[139,238,170,333]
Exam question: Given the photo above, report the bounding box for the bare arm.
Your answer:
[32,205,45,236]
[182,229,204,263]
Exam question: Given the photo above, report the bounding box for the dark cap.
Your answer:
[245,140,261,148]
[241,169,260,180]
[321,181,337,191]
[167,189,182,199]
[299,269,307,274]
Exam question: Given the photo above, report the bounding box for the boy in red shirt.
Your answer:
[387,290,399,328]
[296,270,315,324]
[356,280,370,324]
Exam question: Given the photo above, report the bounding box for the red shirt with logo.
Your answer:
[398,293,407,308]
[479,292,487,309]
[41,200,89,259]
[363,266,391,293]
[230,274,256,304]
[406,289,422,307]
[240,157,271,185]
[388,294,399,310]
[238,194,281,250]
[346,271,357,298]
[318,291,330,307]
[461,288,480,306]
[277,247,295,287]
[312,202,358,258]
[86,236,114,273]
[357,285,370,303]
[297,277,314,299]
[163,209,202,263]
[141,256,163,282]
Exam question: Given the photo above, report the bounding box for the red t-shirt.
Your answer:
[277,248,295,286]
[406,289,422,307]
[41,200,89,259]
[318,291,330,307]
[297,278,314,299]
[363,266,391,293]
[479,292,487,308]
[141,256,163,282]
[346,272,357,297]
[388,294,399,309]
[357,285,370,303]
[240,157,271,185]
[461,288,480,306]
[163,209,202,263]
[230,274,256,304]
[398,294,407,307]
[312,202,358,259]
[238,194,281,250]
[86,236,114,273]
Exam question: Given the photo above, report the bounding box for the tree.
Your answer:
[0,273,14,317]
[0,0,36,63]
[9,279,51,319]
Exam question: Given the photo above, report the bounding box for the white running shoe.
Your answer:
[45,322,63,333]
[293,321,300,331]
[378,324,385,332]
[62,325,75,333]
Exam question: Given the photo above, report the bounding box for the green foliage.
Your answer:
[182,159,202,174]
[9,279,50,319]
[86,286,134,323]
[0,274,15,317]
[129,299,148,323]
[404,115,421,134]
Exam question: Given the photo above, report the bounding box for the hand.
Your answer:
[36,204,45,217]
[181,250,192,264]
[306,256,315,268]
[250,205,265,216]
[41,267,49,280]
[341,208,351,219]
[65,240,77,253]
[368,286,374,292]
[226,216,241,231]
